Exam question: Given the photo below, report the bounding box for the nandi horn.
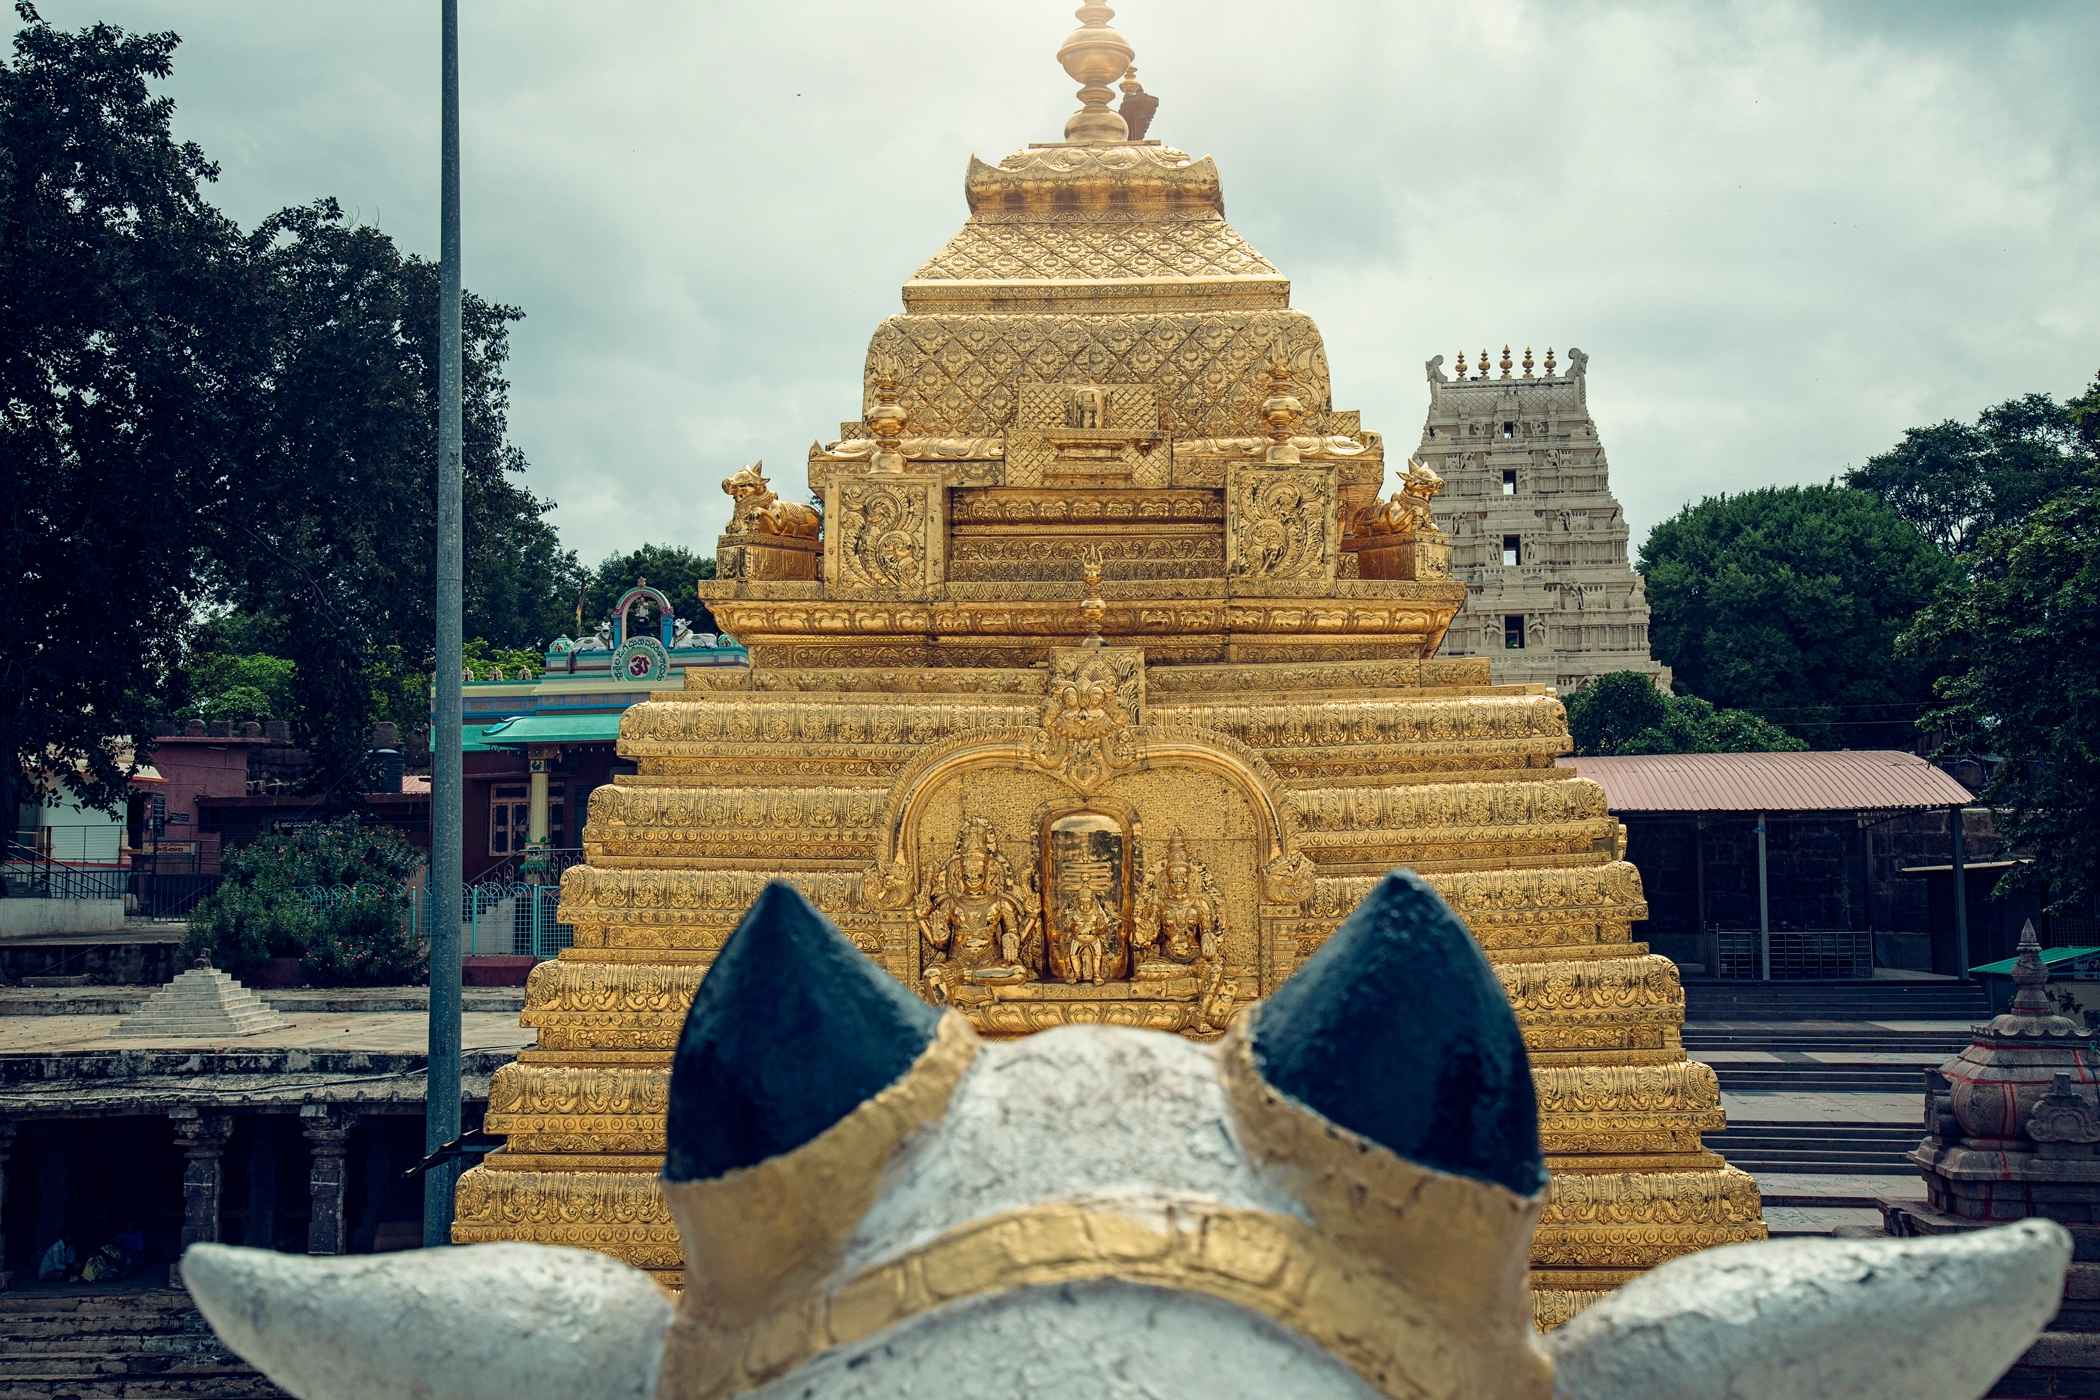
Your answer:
[1220,869,1553,1399]
[656,882,979,1396]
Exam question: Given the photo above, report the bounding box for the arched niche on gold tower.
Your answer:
[857,719,1313,1037]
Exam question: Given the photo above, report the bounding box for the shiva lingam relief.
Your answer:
[918,812,1235,1036]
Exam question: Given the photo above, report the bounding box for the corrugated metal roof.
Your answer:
[1557,750,1974,813]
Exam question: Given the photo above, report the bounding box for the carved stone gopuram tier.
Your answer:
[454,6,1764,1328]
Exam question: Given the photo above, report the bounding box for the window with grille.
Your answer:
[489,782,567,855]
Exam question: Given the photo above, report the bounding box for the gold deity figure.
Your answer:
[1133,831,1222,979]
[1060,887,1119,984]
[920,818,1035,1003]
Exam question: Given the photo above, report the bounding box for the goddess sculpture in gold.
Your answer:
[455,4,1765,1326]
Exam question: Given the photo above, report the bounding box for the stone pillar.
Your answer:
[0,1118,15,1291]
[302,1106,352,1256]
[526,747,554,849]
[169,1108,233,1283]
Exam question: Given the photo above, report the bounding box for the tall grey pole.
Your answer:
[1756,813,1771,982]
[423,0,465,1247]
[1950,805,1970,979]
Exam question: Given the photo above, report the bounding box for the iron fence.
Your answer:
[1714,929,1875,980]
[404,881,573,960]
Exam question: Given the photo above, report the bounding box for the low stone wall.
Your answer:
[0,899,125,939]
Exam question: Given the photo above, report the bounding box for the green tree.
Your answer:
[1844,392,2096,556]
[221,199,577,794]
[1901,485,2100,911]
[1566,671,1805,756]
[180,652,297,725]
[582,545,718,638]
[0,5,250,835]
[1640,486,1960,748]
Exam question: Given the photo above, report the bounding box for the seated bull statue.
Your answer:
[182,874,2068,1400]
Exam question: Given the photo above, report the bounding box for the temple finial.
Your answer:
[1058,4,1134,142]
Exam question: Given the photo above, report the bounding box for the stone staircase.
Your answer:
[0,1288,281,1398]
[1705,1119,1923,1177]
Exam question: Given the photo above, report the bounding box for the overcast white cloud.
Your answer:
[60,0,2100,567]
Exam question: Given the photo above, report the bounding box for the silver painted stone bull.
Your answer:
[183,874,2069,1400]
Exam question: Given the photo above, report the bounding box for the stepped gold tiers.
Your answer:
[453,6,1763,1329]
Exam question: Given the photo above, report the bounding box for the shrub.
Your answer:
[184,818,426,985]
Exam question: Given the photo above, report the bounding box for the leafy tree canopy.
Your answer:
[1566,671,1806,756]
[582,545,717,638]
[3,10,591,821]
[1844,391,2096,556]
[1639,485,1960,749]
[1901,485,2100,911]
[0,6,248,826]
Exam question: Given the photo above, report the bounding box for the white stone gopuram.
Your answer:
[1415,346,1667,691]
[114,958,286,1038]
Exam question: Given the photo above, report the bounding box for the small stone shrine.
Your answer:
[1885,922,2100,1388]
[112,956,287,1039]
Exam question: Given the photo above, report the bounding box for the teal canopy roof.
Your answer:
[1971,946,2100,976]
[465,712,625,751]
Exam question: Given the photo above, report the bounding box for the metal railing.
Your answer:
[1714,930,1875,980]
[468,847,585,886]
[404,880,573,960]
[4,839,221,915]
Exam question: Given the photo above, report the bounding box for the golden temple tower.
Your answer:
[454,5,1765,1325]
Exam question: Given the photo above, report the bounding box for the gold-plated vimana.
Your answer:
[454,3,1766,1326]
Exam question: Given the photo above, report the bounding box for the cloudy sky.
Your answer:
[63,0,2100,566]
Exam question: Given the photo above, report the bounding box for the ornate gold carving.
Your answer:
[1030,643,1143,793]
[826,474,944,597]
[864,309,1331,439]
[1226,464,1335,582]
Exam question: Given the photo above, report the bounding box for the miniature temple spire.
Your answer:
[1522,345,1534,378]
[1544,346,1557,376]
[1455,349,1469,380]
[1478,347,1490,380]
[2010,920,2054,1016]
[1499,345,1513,378]
[1058,3,1136,142]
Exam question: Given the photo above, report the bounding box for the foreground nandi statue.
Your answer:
[183,874,2068,1400]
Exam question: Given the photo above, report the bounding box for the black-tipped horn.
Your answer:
[1250,870,1546,1196]
[664,881,940,1183]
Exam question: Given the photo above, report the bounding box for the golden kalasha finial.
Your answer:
[1455,349,1469,380]
[1119,64,1158,140]
[1522,346,1534,378]
[1077,543,1107,642]
[867,354,907,472]
[1499,345,1513,379]
[1260,358,1305,463]
[1058,4,1135,143]
[1478,348,1490,381]
[1544,346,1557,376]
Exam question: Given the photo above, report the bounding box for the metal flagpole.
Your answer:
[424,0,465,1246]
